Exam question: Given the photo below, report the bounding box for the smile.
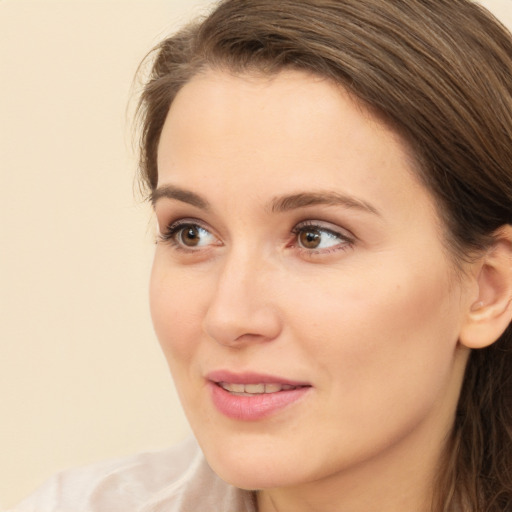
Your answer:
[207,372,312,421]
[218,382,301,395]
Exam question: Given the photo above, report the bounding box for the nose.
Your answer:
[202,250,282,347]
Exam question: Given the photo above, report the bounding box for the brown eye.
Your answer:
[164,222,217,249]
[298,228,322,249]
[294,224,349,252]
[179,225,201,247]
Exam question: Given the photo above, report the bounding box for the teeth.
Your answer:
[245,383,265,394]
[219,382,298,395]
[228,383,245,393]
[264,383,282,393]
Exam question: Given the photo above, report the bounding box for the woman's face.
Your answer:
[150,70,472,492]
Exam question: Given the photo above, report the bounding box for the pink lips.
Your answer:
[207,370,311,421]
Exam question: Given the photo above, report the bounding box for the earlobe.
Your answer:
[459,225,512,350]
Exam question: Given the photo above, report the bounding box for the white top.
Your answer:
[9,438,256,512]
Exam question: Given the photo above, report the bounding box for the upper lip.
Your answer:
[206,370,311,387]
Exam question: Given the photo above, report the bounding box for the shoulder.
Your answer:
[9,437,255,512]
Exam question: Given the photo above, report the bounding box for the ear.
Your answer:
[459,225,512,349]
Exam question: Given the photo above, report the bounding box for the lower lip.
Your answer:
[208,382,311,421]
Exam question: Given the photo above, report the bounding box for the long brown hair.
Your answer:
[136,1,512,509]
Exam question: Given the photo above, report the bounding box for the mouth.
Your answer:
[207,371,312,421]
[216,382,306,396]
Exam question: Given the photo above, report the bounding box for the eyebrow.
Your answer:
[270,191,380,216]
[150,185,210,210]
[151,185,380,217]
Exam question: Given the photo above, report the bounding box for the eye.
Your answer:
[293,222,352,252]
[160,220,219,250]
[176,225,209,247]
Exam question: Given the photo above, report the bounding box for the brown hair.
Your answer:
[136,0,512,509]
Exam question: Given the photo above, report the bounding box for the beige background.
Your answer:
[1,0,511,509]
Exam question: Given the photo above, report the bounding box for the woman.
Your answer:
[13,0,512,511]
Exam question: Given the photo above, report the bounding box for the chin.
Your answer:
[212,460,297,491]
[198,436,314,491]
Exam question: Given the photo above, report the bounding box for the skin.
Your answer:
[150,69,475,512]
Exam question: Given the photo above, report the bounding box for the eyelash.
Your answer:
[158,219,354,256]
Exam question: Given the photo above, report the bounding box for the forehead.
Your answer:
[157,69,435,221]
[159,69,407,170]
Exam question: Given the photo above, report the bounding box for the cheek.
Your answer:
[285,253,462,405]
[149,255,206,366]
[273,256,464,471]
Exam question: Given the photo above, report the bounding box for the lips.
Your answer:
[207,371,312,420]
[218,382,300,395]
[207,370,309,387]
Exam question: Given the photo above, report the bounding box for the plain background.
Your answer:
[1,0,511,509]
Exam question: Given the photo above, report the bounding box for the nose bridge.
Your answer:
[203,243,281,345]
